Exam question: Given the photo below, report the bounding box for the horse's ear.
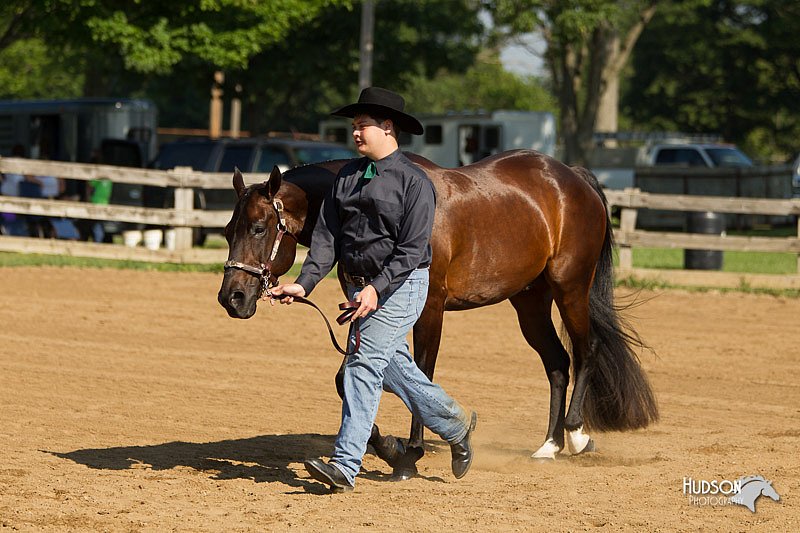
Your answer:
[233,167,246,198]
[267,165,282,198]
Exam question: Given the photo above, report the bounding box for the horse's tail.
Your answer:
[572,166,659,431]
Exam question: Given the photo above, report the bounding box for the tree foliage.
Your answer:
[2,0,796,165]
[486,0,658,164]
[212,0,488,133]
[623,0,800,160]
[2,0,350,74]
[0,38,84,98]
[403,57,556,115]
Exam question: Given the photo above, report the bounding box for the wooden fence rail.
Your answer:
[605,188,800,274]
[2,158,800,278]
[0,157,254,262]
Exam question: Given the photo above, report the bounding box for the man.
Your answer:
[270,87,476,493]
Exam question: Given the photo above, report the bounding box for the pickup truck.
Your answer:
[590,142,753,190]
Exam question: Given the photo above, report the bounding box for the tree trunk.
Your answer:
[596,32,621,145]
[548,3,658,164]
[556,43,582,164]
[596,4,657,145]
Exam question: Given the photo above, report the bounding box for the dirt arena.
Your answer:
[1,267,797,531]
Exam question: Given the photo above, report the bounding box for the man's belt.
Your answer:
[343,272,372,288]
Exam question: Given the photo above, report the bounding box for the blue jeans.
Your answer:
[331,268,470,485]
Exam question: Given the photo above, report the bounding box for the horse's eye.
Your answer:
[252,225,266,236]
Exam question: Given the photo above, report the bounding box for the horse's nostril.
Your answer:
[230,291,245,308]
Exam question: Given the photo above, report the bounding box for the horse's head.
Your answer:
[217,167,307,318]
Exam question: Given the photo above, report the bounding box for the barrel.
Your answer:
[684,211,725,270]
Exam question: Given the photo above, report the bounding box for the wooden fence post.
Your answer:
[618,187,639,271]
[173,166,195,251]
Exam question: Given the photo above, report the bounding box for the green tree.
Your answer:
[486,0,659,164]
[623,0,800,160]
[226,0,487,133]
[0,37,84,98]
[403,56,556,115]
[0,1,523,137]
[1,0,354,102]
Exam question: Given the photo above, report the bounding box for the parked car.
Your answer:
[149,137,356,243]
[791,153,800,198]
[643,143,753,168]
[590,141,753,190]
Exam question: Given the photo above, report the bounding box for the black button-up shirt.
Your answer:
[296,149,436,297]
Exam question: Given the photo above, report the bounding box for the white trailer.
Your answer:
[320,110,556,168]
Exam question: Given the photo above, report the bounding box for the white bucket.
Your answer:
[143,229,163,250]
[122,230,142,247]
[164,229,177,251]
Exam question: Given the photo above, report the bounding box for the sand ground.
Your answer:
[0,267,797,531]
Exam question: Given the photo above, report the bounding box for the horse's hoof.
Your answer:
[566,426,594,455]
[370,434,406,467]
[578,438,596,454]
[531,438,561,461]
[389,465,418,481]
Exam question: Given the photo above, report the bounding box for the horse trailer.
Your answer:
[320,110,557,168]
[0,98,158,165]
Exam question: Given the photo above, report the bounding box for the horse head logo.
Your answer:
[729,476,781,513]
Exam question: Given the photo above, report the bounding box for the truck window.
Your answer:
[219,145,255,172]
[705,148,752,167]
[153,143,214,170]
[655,148,706,166]
[294,146,355,165]
[256,147,292,172]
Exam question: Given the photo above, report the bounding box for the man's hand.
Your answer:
[268,283,306,305]
[353,285,379,320]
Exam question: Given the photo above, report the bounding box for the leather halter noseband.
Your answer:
[223,195,360,356]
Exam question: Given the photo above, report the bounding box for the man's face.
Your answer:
[352,114,391,157]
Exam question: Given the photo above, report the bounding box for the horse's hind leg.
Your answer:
[510,281,570,460]
[551,280,597,455]
[409,293,446,447]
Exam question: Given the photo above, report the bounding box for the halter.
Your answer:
[224,198,294,298]
[223,193,361,357]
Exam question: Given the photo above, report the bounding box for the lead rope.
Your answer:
[287,296,361,357]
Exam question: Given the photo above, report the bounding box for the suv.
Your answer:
[149,137,356,242]
[643,143,753,168]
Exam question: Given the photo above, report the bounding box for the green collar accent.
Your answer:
[363,161,377,179]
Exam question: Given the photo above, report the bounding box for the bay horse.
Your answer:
[217,149,658,480]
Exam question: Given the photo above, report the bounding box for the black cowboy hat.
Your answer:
[331,87,424,135]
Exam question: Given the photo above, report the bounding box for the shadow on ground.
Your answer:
[46,433,341,492]
[46,433,444,493]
